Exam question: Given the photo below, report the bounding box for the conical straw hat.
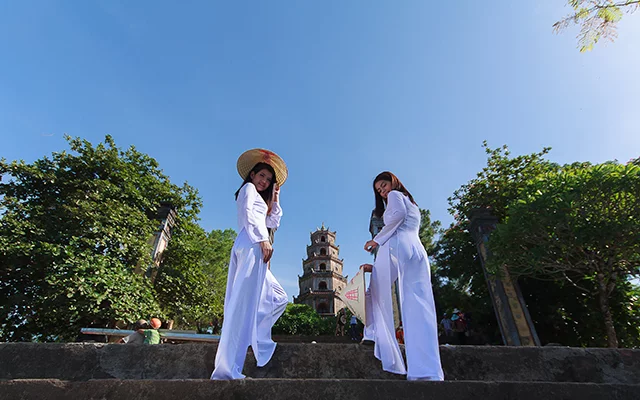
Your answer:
[237,148,288,186]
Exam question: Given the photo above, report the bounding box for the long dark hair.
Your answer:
[372,171,416,217]
[235,162,277,212]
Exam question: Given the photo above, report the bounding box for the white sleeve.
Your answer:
[237,183,270,244]
[266,201,283,229]
[373,191,407,246]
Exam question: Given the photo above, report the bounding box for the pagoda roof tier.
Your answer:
[303,255,344,264]
[294,291,338,303]
[298,271,348,281]
[306,242,340,251]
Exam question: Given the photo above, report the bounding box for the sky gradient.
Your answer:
[2,1,639,300]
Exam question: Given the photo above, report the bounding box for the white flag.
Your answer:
[335,268,366,324]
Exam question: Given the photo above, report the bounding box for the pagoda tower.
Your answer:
[293,224,347,316]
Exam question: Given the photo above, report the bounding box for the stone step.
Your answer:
[0,379,638,400]
[1,343,639,384]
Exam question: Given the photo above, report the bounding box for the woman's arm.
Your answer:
[266,201,282,229]
[372,191,407,246]
[237,183,270,244]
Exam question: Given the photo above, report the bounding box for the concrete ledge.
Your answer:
[1,343,639,383]
[0,379,638,400]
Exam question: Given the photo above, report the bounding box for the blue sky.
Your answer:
[1,1,639,301]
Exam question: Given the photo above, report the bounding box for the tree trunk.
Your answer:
[596,272,618,348]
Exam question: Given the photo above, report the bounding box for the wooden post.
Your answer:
[469,208,540,346]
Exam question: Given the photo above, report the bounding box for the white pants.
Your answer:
[370,237,444,380]
[211,233,288,380]
[255,269,288,365]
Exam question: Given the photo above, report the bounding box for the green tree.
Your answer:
[440,143,639,347]
[448,142,558,222]
[434,143,559,342]
[0,135,201,341]
[432,222,501,343]
[554,1,640,52]
[517,275,640,348]
[418,206,502,343]
[489,162,640,347]
[418,209,442,256]
[272,303,335,336]
[155,225,235,330]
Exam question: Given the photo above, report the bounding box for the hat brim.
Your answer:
[237,148,288,186]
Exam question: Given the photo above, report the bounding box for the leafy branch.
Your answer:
[554,1,640,52]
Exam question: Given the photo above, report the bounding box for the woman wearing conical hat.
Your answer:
[211,149,289,380]
[361,171,444,381]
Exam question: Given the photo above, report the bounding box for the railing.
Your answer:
[80,328,220,342]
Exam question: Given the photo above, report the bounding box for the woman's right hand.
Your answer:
[273,183,280,203]
[360,263,373,273]
[364,240,378,252]
[260,241,273,263]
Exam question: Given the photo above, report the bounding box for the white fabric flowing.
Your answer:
[362,287,375,342]
[370,190,444,381]
[255,269,288,365]
[211,183,287,380]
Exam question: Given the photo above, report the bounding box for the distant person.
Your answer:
[119,319,147,344]
[440,313,453,337]
[335,308,347,336]
[138,318,162,344]
[395,323,404,345]
[464,312,473,332]
[349,314,359,341]
[451,309,467,345]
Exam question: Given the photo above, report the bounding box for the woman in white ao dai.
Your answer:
[211,155,288,380]
[362,171,444,381]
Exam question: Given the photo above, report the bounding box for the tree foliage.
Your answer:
[432,220,510,343]
[155,225,235,329]
[448,142,558,221]
[272,303,335,336]
[0,135,230,341]
[418,209,442,257]
[416,206,501,343]
[430,143,559,343]
[517,275,640,348]
[437,142,640,347]
[489,162,640,347]
[554,1,640,52]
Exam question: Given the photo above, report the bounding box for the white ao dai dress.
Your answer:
[370,190,444,381]
[210,183,288,380]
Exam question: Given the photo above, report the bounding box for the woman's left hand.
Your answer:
[364,240,378,252]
